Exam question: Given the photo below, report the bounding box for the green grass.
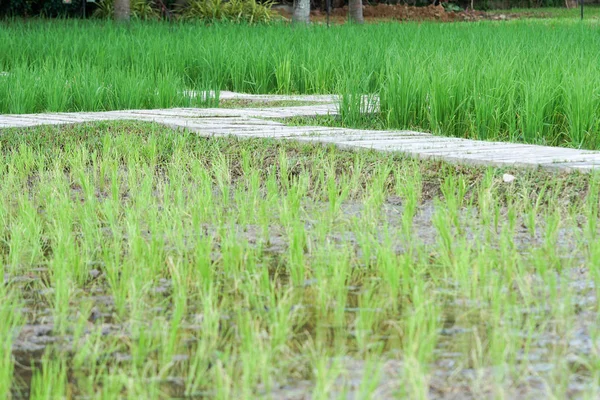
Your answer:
[1,120,600,397]
[3,19,600,149]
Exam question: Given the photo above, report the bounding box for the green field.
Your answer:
[2,19,600,148]
[3,14,600,399]
[0,121,599,398]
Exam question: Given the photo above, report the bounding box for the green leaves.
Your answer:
[94,0,160,20]
[180,0,275,23]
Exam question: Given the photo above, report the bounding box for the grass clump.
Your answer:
[0,120,600,397]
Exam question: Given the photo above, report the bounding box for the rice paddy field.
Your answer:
[2,18,600,148]
[0,120,599,398]
[3,14,600,400]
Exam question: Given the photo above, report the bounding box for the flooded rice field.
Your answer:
[1,121,600,399]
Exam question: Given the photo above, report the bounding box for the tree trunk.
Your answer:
[292,0,310,24]
[348,0,363,24]
[114,0,131,21]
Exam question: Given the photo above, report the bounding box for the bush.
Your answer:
[0,0,85,17]
[93,0,160,20]
[180,0,274,23]
[0,0,274,20]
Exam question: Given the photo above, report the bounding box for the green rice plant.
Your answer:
[7,195,44,273]
[542,209,562,268]
[563,72,600,149]
[184,291,220,396]
[29,353,68,400]
[399,281,439,400]
[355,355,384,399]
[311,351,344,400]
[353,282,386,353]
[515,71,560,144]
[440,171,467,232]
[375,231,402,309]
[3,20,600,149]
[2,121,600,397]
[395,162,422,238]
[380,59,423,130]
[0,291,20,399]
[432,202,455,268]
[338,75,379,128]
[476,168,496,239]
[287,220,306,287]
[522,185,547,238]
[325,169,349,225]
[586,173,600,243]
[352,214,377,272]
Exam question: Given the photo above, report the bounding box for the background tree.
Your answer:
[292,0,310,23]
[348,0,363,23]
[114,0,130,20]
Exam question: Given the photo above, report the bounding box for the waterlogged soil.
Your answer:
[6,197,597,398]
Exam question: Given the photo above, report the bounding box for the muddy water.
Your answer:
[6,199,598,398]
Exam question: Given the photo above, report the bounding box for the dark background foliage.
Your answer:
[0,0,180,17]
[0,0,596,18]
[0,0,86,17]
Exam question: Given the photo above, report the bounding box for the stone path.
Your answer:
[1,91,600,172]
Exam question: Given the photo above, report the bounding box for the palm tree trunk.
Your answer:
[292,0,310,24]
[114,0,131,21]
[348,0,363,23]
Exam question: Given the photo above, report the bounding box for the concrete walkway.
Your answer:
[1,91,600,172]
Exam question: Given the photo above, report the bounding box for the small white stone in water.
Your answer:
[503,173,516,183]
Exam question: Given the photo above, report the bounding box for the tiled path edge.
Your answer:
[2,91,600,172]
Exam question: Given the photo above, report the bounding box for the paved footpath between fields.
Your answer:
[1,91,600,172]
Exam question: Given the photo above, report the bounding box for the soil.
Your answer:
[274,4,544,23]
[7,198,594,398]
[333,4,487,21]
